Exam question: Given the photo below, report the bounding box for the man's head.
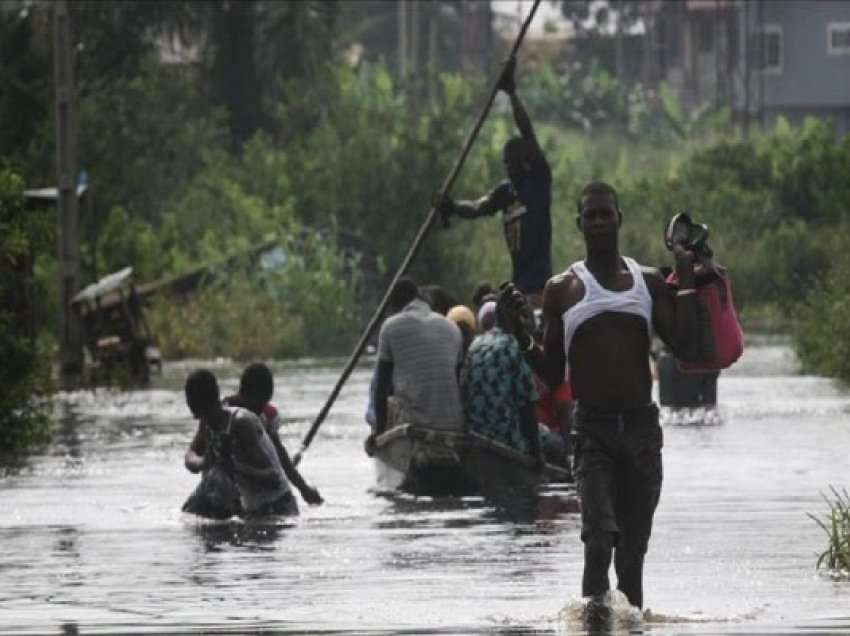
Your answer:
[503,137,534,187]
[185,369,220,421]
[447,305,476,354]
[472,282,495,311]
[576,181,621,251]
[477,300,497,333]
[388,276,419,313]
[239,362,274,412]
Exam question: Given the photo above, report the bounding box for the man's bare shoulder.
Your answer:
[230,407,263,436]
[543,269,584,313]
[637,263,670,296]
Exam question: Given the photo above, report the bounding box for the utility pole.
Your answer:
[398,0,408,81]
[53,0,82,388]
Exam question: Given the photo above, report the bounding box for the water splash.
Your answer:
[558,591,643,633]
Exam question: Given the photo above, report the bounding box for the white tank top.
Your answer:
[561,256,653,381]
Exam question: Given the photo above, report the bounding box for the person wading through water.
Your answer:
[437,56,551,308]
[502,182,709,614]
[224,363,323,506]
[184,369,299,518]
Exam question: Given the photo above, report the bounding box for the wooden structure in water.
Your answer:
[71,267,160,385]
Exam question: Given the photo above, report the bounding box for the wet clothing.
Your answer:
[261,403,282,434]
[377,298,464,431]
[535,380,573,433]
[562,257,653,382]
[461,327,539,454]
[182,463,242,519]
[206,407,293,516]
[245,489,299,518]
[486,157,552,295]
[573,402,663,609]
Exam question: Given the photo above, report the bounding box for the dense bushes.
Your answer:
[146,232,360,359]
[0,165,52,453]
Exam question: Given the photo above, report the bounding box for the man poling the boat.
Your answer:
[437,56,552,309]
[501,181,714,615]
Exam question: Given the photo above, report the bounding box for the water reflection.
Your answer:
[188,518,295,552]
[1,347,848,634]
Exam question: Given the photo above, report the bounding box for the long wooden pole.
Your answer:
[294,0,542,464]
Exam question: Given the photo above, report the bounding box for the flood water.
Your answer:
[1,337,849,635]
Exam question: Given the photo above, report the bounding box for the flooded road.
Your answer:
[1,338,849,634]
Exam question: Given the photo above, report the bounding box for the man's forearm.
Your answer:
[672,263,709,362]
[274,435,310,492]
[453,197,497,219]
[509,92,535,141]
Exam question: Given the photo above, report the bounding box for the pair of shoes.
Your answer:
[581,594,612,630]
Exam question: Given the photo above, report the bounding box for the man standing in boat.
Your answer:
[437,57,551,308]
[504,182,708,613]
[365,277,464,454]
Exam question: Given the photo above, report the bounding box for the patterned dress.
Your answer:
[461,327,539,454]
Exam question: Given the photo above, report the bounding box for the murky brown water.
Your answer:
[1,338,849,634]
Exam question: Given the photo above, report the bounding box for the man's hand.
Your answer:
[498,282,533,348]
[497,56,517,95]
[300,484,324,506]
[672,242,696,269]
[364,433,377,457]
[434,192,455,227]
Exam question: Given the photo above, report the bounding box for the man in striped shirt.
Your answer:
[365,277,464,454]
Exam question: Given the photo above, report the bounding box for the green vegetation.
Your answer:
[1,0,850,396]
[809,487,850,575]
[0,165,52,454]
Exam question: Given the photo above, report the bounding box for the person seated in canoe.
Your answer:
[183,369,299,518]
[472,282,497,313]
[446,305,477,359]
[224,363,323,506]
[365,277,465,455]
[437,57,552,309]
[535,377,574,471]
[460,286,543,465]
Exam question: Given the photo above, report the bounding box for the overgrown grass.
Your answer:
[808,486,850,575]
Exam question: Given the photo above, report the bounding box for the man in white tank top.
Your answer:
[504,182,709,613]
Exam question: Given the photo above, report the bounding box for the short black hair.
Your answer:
[239,362,273,404]
[472,282,494,309]
[420,284,457,315]
[577,181,619,213]
[185,369,219,412]
[388,276,419,311]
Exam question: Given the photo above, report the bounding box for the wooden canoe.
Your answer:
[372,423,572,497]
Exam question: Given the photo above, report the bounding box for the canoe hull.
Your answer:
[372,424,571,497]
